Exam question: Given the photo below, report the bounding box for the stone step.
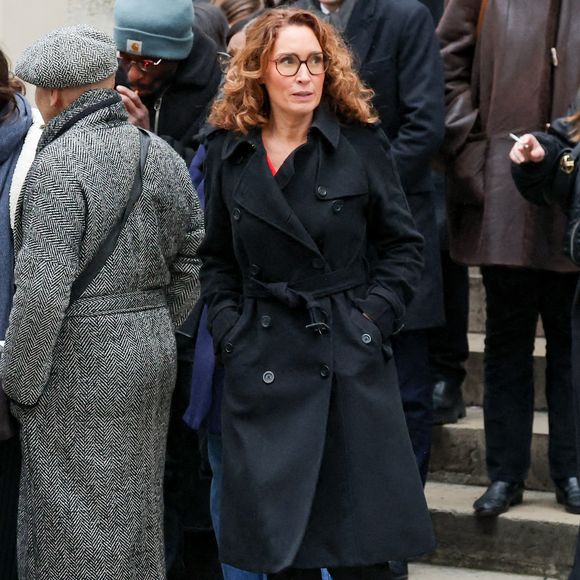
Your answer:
[464,333,547,411]
[410,563,555,579]
[468,269,544,337]
[424,482,578,578]
[430,407,552,492]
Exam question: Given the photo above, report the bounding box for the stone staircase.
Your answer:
[423,269,577,579]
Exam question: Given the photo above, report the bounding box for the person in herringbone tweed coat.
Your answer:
[0,26,204,580]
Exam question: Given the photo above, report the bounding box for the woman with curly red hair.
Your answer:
[200,8,434,578]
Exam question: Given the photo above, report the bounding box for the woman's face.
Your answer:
[262,25,325,123]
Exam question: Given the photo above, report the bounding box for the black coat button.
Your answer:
[320,364,330,378]
[263,371,275,384]
[250,264,261,276]
[317,186,327,198]
[224,342,234,353]
[261,315,272,328]
[312,258,324,269]
[232,208,241,220]
[361,333,372,344]
[332,200,344,213]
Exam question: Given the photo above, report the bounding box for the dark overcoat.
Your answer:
[199,109,435,573]
[296,0,446,329]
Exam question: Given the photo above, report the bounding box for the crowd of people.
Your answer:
[1,0,580,579]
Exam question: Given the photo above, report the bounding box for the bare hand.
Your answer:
[116,85,150,130]
[509,134,545,165]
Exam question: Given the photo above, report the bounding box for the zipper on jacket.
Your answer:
[570,219,580,262]
[152,87,169,135]
[153,96,163,135]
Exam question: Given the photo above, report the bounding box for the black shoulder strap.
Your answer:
[70,128,152,303]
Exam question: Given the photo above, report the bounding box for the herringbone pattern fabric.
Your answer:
[0,89,203,580]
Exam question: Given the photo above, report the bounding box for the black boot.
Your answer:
[555,477,580,514]
[473,481,524,517]
[387,560,408,580]
[432,378,465,425]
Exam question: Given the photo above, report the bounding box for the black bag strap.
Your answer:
[70,128,151,303]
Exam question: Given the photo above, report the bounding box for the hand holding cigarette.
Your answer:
[116,85,150,130]
[509,133,545,165]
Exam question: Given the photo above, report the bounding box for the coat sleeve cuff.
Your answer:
[355,292,404,340]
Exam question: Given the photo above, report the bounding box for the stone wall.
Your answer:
[0,0,115,73]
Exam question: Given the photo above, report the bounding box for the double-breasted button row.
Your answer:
[316,186,327,199]
[263,365,330,383]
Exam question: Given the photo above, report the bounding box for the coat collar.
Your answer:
[37,89,126,153]
[220,104,341,161]
[344,0,378,67]
[219,107,368,258]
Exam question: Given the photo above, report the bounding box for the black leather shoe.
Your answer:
[388,560,408,580]
[432,378,466,425]
[473,481,524,517]
[555,477,580,514]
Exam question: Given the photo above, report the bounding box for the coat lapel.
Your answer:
[233,145,323,256]
[345,0,378,67]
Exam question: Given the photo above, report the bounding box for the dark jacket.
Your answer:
[438,0,580,271]
[199,108,434,572]
[511,98,580,580]
[296,0,445,329]
[511,96,580,211]
[143,25,221,163]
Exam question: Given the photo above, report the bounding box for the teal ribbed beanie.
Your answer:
[114,0,194,60]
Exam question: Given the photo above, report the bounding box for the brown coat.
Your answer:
[438,0,580,271]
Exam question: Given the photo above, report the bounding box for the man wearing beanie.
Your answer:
[114,0,222,163]
[1,24,203,580]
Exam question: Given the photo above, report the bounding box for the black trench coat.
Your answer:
[199,109,435,573]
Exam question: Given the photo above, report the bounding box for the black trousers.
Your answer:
[429,250,469,386]
[481,266,578,482]
[0,436,19,580]
[268,563,392,580]
[392,329,432,484]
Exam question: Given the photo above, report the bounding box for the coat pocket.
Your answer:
[448,135,488,206]
[221,303,252,355]
[349,306,382,346]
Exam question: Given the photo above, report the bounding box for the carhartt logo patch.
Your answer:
[127,39,142,55]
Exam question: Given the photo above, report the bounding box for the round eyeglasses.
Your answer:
[117,52,163,74]
[217,51,232,73]
[272,53,329,77]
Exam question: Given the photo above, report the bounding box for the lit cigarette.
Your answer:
[510,133,530,149]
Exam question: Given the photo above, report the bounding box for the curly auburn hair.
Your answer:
[209,7,378,134]
[0,49,25,121]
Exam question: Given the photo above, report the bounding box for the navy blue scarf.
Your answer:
[0,94,33,339]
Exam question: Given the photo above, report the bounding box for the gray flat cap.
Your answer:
[15,25,118,89]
